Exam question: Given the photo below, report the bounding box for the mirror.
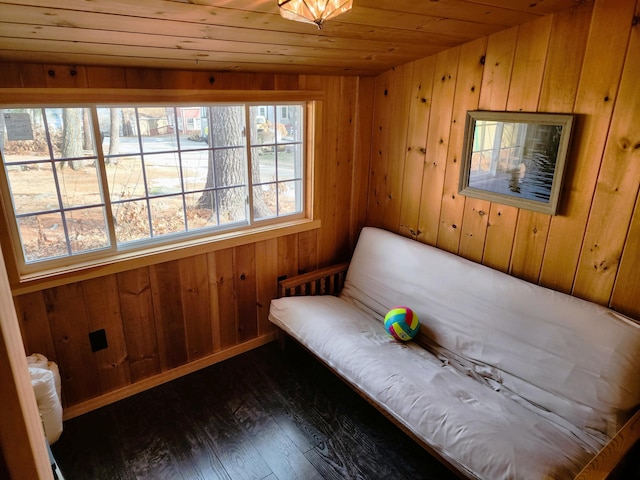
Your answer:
[459,111,574,215]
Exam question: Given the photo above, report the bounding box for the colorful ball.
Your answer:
[384,307,419,341]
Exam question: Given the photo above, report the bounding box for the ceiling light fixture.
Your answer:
[277,0,353,30]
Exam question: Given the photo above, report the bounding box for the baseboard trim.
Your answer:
[62,332,279,421]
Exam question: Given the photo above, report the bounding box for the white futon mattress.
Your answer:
[269,294,599,480]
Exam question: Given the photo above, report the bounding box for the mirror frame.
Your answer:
[459,110,574,215]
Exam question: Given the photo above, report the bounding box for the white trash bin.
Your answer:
[27,354,63,444]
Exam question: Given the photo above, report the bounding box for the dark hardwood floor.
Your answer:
[52,341,459,480]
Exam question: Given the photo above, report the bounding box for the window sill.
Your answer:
[11,218,321,296]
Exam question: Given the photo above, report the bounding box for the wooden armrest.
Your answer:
[574,408,640,480]
[279,262,349,298]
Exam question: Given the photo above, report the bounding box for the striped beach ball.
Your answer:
[384,306,419,341]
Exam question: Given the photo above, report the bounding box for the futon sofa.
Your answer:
[268,227,640,479]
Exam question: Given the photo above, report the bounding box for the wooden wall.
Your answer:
[365,0,640,322]
[0,64,372,412]
[3,0,639,417]
[0,243,53,479]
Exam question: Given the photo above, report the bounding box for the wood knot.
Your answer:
[593,260,609,272]
[619,137,632,151]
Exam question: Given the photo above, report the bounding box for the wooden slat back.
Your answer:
[278,262,349,298]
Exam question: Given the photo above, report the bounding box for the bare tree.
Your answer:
[121,108,135,136]
[197,106,245,221]
[61,108,83,170]
[82,108,93,150]
[197,106,272,221]
[249,108,275,218]
[108,108,121,157]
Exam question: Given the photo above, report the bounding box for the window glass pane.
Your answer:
[214,148,246,188]
[48,108,97,161]
[277,105,303,143]
[209,106,245,148]
[44,108,63,130]
[113,199,150,243]
[144,152,182,196]
[18,212,67,261]
[185,192,217,230]
[250,105,275,145]
[249,104,303,222]
[277,144,301,181]
[217,187,246,224]
[6,163,59,214]
[67,207,110,253]
[1,109,50,163]
[119,108,141,148]
[253,184,277,220]
[150,195,185,236]
[181,151,210,193]
[139,107,179,152]
[107,157,146,201]
[56,160,103,208]
[278,180,302,215]
[251,146,276,185]
[98,107,138,158]
[176,106,209,149]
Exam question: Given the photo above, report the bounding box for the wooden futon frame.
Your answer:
[277,263,640,480]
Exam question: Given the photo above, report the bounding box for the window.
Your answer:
[0,103,305,272]
[470,121,526,177]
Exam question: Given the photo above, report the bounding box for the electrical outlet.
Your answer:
[88,329,108,352]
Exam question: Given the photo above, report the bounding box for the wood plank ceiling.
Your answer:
[0,0,586,76]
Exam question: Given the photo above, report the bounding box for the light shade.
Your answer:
[277,0,353,29]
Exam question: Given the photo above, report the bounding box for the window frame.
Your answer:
[0,89,321,287]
